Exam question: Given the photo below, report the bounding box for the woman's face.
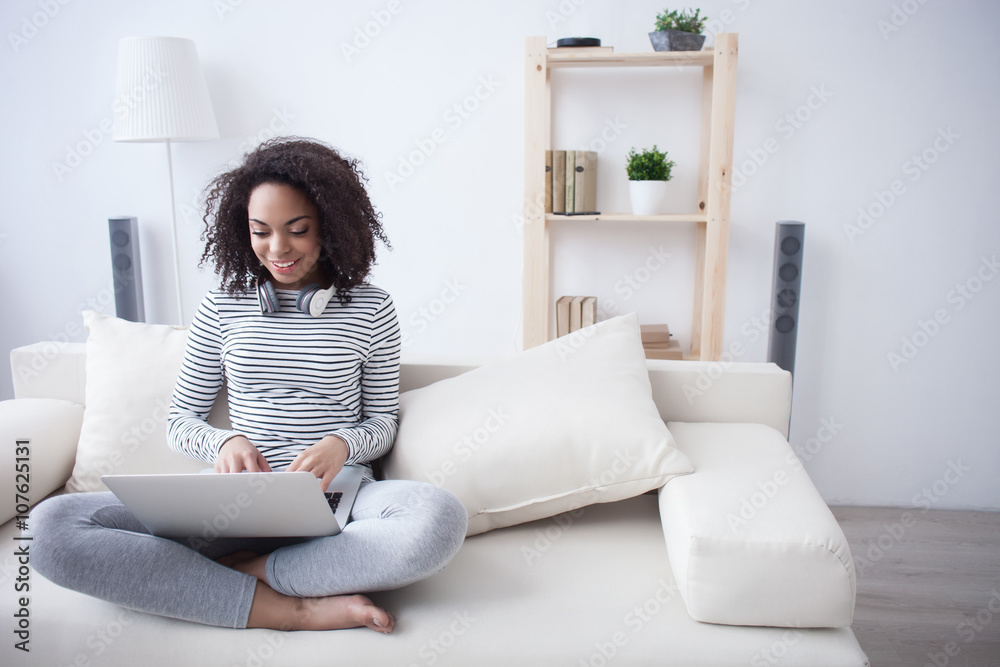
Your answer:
[248,182,324,291]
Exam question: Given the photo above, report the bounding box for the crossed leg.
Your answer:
[30,479,466,631]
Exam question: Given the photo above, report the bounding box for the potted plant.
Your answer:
[649,8,707,51]
[627,145,675,215]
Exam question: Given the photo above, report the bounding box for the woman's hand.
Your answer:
[287,435,349,493]
[215,435,273,474]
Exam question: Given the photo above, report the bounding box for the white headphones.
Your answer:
[256,268,335,317]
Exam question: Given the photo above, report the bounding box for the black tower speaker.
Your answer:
[109,217,145,323]
[767,221,805,377]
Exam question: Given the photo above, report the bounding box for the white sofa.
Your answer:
[1,330,869,666]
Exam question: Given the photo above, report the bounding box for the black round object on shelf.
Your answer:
[556,37,601,48]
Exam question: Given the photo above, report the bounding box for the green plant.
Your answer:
[626,145,675,181]
[654,8,706,34]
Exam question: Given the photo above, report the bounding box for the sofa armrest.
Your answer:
[658,422,856,628]
[646,360,792,438]
[0,399,84,523]
[11,342,87,404]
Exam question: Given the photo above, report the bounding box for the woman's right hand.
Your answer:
[215,435,273,473]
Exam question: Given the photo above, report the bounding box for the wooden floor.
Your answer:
[831,506,1000,666]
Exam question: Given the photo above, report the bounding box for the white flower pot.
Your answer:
[629,180,669,216]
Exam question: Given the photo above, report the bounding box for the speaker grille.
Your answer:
[777,288,797,309]
[111,230,130,247]
[113,253,132,270]
[780,236,801,256]
[767,222,805,376]
[109,217,145,322]
[778,263,799,282]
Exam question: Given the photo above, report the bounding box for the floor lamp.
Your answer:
[113,36,218,325]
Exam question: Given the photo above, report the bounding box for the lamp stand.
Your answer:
[165,139,185,325]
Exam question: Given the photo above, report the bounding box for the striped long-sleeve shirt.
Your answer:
[166,284,401,480]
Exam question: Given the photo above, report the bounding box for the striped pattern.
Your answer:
[167,285,400,480]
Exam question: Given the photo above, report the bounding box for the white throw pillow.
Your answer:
[384,313,693,535]
[65,311,206,493]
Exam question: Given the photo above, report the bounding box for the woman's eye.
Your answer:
[290,229,308,236]
[251,231,268,237]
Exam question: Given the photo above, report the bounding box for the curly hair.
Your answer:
[199,136,389,304]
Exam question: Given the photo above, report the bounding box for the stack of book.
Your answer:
[556,296,597,337]
[546,150,598,214]
[641,324,683,360]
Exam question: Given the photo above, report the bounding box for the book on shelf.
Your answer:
[546,149,597,216]
[643,339,683,360]
[565,150,576,214]
[581,296,596,328]
[640,323,671,345]
[556,295,598,337]
[574,151,597,214]
[549,46,615,55]
[544,150,552,213]
[640,322,681,359]
[557,300,679,356]
[569,295,585,331]
[552,150,566,213]
[555,295,572,337]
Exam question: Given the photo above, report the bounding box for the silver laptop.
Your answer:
[102,465,365,539]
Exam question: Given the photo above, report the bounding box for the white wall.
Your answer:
[1,0,997,510]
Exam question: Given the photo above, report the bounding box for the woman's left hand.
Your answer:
[286,435,349,493]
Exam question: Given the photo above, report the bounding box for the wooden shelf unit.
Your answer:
[547,213,708,223]
[521,34,738,360]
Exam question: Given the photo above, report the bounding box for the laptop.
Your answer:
[102,465,365,539]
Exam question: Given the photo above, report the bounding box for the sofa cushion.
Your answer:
[64,311,206,493]
[384,313,693,536]
[1,495,870,666]
[658,422,856,628]
[0,398,84,521]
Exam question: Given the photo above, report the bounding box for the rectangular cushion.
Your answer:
[11,341,87,404]
[645,359,793,438]
[385,313,693,536]
[659,422,856,628]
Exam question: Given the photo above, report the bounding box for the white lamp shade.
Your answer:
[113,36,219,142]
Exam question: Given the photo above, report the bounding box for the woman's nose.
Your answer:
[269,233,289,254]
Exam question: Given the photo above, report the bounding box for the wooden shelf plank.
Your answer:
[546,213,707,223]
[546,49,714,68]
[522,37,550,350]
[691,62,714,359]
[699,34,738,361]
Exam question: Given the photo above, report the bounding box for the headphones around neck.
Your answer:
[256,268,335,317]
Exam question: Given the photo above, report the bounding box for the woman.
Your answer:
[30,137,468,633]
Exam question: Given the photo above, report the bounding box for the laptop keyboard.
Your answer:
[325,491,343,514]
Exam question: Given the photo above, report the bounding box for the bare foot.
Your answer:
[298,594,395,633]
[247,581,394,633]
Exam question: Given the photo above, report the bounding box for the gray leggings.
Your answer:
[29,480,467,628]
